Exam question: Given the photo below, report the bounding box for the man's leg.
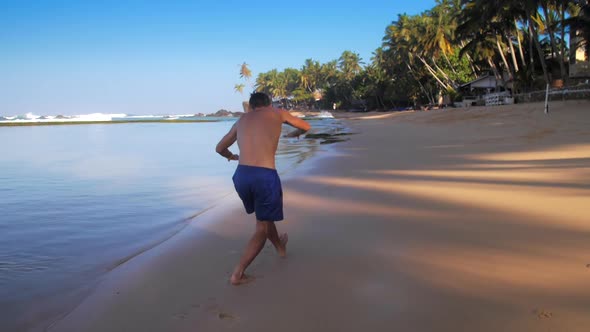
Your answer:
[230,221,267,285]
[230,220,288,285]
[265,222,288,257]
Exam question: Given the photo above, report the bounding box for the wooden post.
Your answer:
[544,84,550,114]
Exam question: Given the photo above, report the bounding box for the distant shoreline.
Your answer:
[0,119,223,127]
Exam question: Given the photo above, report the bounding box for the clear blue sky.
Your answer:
[0,0,435,116]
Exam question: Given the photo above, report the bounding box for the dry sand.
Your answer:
[47,100,590,332]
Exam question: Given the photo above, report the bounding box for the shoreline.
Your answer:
[46,100,590,331]
[19,119,342,332]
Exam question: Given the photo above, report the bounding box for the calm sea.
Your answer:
[0,117,345,331]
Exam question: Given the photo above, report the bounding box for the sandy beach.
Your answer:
[46,100,590,332]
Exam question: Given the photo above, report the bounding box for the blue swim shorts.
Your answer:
[232,164,284,222]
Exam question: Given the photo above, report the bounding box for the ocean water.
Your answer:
[0,112,217,123]
[0,117,345,331]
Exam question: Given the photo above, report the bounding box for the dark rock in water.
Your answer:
[305,132,353,139]
[305,132,354,145]
[193,113,205,117]
[55,115,67,119]
[206,109,242,117]
[38,116,49,120]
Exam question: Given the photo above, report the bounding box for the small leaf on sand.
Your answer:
[218,312,235,320]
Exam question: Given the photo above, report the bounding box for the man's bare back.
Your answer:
[235,107,282,169]
[237,106,310,169]
[216,105,311,169]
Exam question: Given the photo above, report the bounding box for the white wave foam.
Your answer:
[0,112,210,124]
[125,115,164,119]
[0,113,127,123]
[71,113,113,121]
[316,111,334,119]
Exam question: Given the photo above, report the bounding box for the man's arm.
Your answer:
[279,109,311,138]
[215,122,239,161]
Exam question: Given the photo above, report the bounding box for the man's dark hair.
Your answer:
[249,92,271,109]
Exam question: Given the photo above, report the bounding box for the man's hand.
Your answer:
[216,121,238,161]
[279,109,310,139]
[283,128,306,139]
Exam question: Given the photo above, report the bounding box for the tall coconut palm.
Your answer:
[239,62,252,80]
[235,62,253,95]
[300,59,322,93]
[423,0,461,76]
[338,51,363,82]
[234,84,245,94]
[255,71,274,96]
[382,14,440,102]
[458,0,551,86]
[538,1,568,80]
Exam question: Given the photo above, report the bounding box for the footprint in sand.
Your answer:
[532,309,553,319]
[172,312,188,320]
[217,311,237,321]
[203,300,238,322]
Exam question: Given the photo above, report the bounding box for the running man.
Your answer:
[215,92,311,285]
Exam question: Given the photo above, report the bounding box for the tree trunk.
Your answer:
[541,3,567,80]
[460,41,479,76]
[433,60,454,86]
[529,22,534,66]
[496,37,513,80]
[443,52,458,75]
[407,62,435,105]
[528,21,551,85]
[507,34,519,72]
[416,55,453,90]
[560,2,568,84]
[488,58,501,81]
[515,19,526,69]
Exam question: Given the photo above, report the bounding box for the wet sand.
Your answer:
[47,100,590,332]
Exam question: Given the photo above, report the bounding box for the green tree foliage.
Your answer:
[249,0,588,110]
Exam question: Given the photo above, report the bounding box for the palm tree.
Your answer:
[255,72,273,95]
[239,62,252,80]
[300,59,322,93]
[458,0,551,86]
[235,62,253,95]
[382,14,439,103]
[338,50,363,81]
[234,84,245,94]
[423,0,461,76]
[538,1,567,80]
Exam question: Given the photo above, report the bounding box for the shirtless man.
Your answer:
[215,92,311,285]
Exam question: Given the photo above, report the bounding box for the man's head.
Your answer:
[249,92,271,110]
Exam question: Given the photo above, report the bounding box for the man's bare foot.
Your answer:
[230,271,255,286]
[278,233,288,258]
